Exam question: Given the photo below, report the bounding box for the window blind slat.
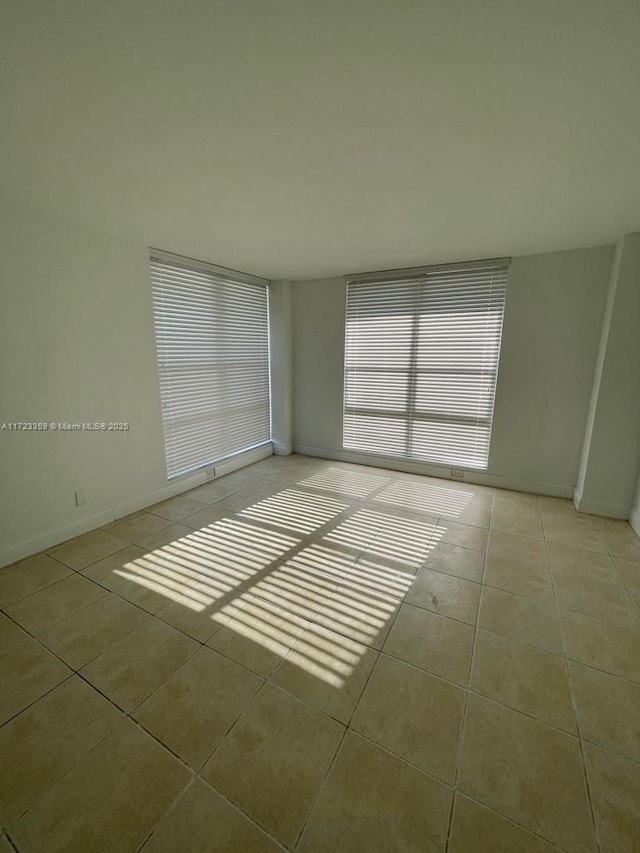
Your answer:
[151,254,271,479]
[343,262,507,470]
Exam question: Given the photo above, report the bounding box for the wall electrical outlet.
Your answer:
[75,490,86,506]
[450,469,465,481]
[205,466,217,481]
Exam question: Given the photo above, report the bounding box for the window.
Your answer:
[150,251,271,478]
[343,259,508,470]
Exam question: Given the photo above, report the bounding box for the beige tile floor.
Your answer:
[1,454,640,852]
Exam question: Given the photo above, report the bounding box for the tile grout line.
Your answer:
[293,584,409,848]
[443,494,494,852]
[3,536,637,763]
[7,574,639,813]
[288,519,424,851]
[195,776,292,853]
[4,463,640,851]
[608,554,640,626]
[542,505,602,853]
[187,678,307,850]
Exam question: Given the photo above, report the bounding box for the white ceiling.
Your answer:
[1,0,639,280]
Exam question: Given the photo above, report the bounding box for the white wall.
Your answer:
[291,246,613,495]
[575,233,640,517]
[630,475,640,536]
[269,280,293,455]
[0,202,271,566]
[0,201,622,564]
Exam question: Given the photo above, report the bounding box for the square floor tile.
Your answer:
[584,742,640,853]
[47,530,129,571]
[0,612,31,653]
[484,531,552,600]
[301,467,389,501]
[147,494,209,521]
[449,794,562,853]
[9,718,190,853]
[371,477,450,517]
[548,545,634,621]
[323,507,379,553]
[449,496,492,529]
[487,530,547,569]
[202,685,344,846]
[346,552,415,600]
[134,522,195,552]
[249,559,339,622]
[484,560,553,601]
[1,634,71,725]
[287,540,361,584]
[312,579,402,649]
[471,630,576,732]
[297,730,452,853]
[82,544,193,614]
[0,676,122,824]
[180,504,235,530]
[188,480,242,503]
[538,496,576,515]
[613,556,640,594]
[543,517,606,552]
[271,623,378,724]
[364,512,439,567]
[106,511,171,544]
[134,646,262,768]
[570,663,640,762]
[0,554,72,608]
[155,597,223,643]
[561,609,640,682]
[207,595,309,677]
[80,617,198,711]
[478,586,562,654]
[38,594,148,669]
[438,520,488,551]
[491,499,543,540]
[459,695,596,852]
[141,779,281,852]
[588,516,631,535]
[383,603,474,684]
[352,654,464,782]
[422,541,485,582]
[223,491,265,513]
[6,574,107,637]
[405,567,480,624]
[600,528,640,561]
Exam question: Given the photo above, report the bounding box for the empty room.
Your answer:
[1,2,640,851]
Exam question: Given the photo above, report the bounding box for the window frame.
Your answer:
[150,249,272,479]
[342,258,509,471]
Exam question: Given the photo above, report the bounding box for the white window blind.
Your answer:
[343,259,508,470]
[150,251,271,479]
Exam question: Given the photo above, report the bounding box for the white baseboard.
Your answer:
[573,497,630,519]
[273,443,293,456]
[293,444,575,498]
[0,444,272,569]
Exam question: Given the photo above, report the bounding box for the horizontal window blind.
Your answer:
[344,260,508,470]
[150,252,271,478]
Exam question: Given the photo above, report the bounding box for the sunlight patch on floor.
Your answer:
[239,489,349,534]
[374,480,474,518]
[286,542,357,582]
[326,507,443,566]
[344,555,415,602]
[109,482,444,689]
[297,467,390,499]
